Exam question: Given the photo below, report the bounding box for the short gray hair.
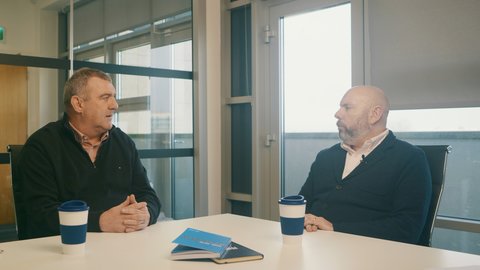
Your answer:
[63,67,112,109]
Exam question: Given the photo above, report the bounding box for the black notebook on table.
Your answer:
[212,241,264,264]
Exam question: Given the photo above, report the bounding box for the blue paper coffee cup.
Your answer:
[58,200,89,255]
[279,195,306,244]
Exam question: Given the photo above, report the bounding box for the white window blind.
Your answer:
[366,0,480,109]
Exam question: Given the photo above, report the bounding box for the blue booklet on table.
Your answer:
[170,228,264,263]
[170,228,232,260]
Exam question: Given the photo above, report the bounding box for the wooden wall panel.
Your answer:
[0,64,27,225]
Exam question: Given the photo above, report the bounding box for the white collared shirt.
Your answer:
[340,129,389,179]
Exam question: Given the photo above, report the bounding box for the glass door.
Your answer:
[267,0,354,217]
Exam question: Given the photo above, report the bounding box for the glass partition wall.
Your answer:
[0,0,194,242]
[72,0,194,220]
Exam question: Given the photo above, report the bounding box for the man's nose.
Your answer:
[110,97,119,111]
[334,109,341,119]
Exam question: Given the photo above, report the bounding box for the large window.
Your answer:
[115,43,152,134]
[279,33,480,254]
[389,108,480,254]
[251,0,480,255]
[281,3,351,196]
[73,0,194,220]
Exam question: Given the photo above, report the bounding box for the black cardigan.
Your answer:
[299,131,431,244]
[18,114,161,239]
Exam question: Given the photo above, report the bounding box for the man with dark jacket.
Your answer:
[300,86,431,244]
[18,68,161,239]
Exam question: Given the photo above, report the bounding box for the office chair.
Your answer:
[7,144,27,240]
[416,145,452,247]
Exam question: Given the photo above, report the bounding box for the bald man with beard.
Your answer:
[299,85,432,244]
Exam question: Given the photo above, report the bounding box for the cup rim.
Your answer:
[278,195,306,205]
[58,200,89,212]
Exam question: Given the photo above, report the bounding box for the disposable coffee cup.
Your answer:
[58,200,89,255]
[278,195,306,245]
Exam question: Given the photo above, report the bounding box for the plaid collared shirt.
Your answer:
[69,122,109,163]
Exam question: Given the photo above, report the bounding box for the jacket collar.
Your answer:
[335,130,397,182]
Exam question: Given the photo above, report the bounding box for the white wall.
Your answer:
[205,0,222,215]
[0,0,59,135]
[192,0,222,216]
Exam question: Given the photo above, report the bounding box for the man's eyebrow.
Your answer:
[99,93,113,98]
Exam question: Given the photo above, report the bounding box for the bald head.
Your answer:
[335,85,390,148]
[345,85,390,124]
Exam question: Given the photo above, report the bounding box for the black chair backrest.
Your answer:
[7,145,26,240]
[416,145,451,246]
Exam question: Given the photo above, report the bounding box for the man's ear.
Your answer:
[70,96,84,113]
[369,105,383,125]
